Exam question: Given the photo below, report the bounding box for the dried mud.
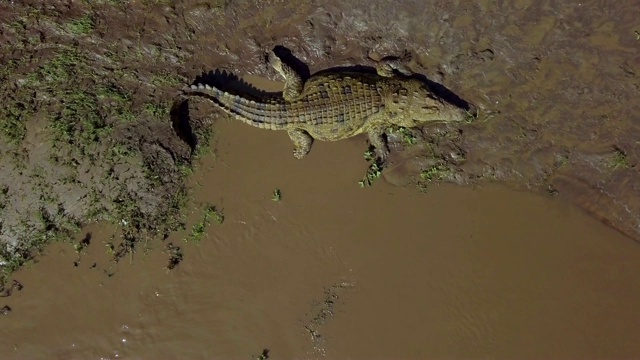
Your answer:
[0,0,640,358]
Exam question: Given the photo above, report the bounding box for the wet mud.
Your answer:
[1,0,640,358]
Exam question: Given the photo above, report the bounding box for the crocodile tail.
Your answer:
[187,83,289,130]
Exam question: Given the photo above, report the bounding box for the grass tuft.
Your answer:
[609,148,630,170]
[66,15,95,35]
[359,163,382,187]
[186,205,224,243]
[271,189,282,202]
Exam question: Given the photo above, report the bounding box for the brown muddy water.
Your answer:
[2,80,640,358]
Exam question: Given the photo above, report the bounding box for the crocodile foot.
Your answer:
[288,129,313,159]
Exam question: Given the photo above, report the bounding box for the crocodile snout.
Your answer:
[444,101,478,123]
[466,102,478,118]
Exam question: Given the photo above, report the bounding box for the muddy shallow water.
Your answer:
[2,116,640,359]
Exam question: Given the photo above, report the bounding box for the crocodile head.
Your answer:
[390,79,477,127]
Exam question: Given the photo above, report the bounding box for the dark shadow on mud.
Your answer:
[0,278,19,314]
[80,232,91,247]
[170,69,282,156]
[195,70,282,99]
[419,75,477,116]
[0,279,23,298]
[170,99,196,156]
[273,45,311,79]
[285,42,477,115]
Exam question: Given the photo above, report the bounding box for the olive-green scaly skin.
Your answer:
[182,51,475,161]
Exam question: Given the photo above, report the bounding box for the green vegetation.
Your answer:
[360,146,384,187]
[271,189,282,202]
[254,349,270,360]
[107,143,136,161]
[388,126,416,145]
[151,73,183,87]
[96,84,138,122]
[359,163,382,187]
[28,48,84,86]
[66,15,95,35]
[73,236,91,254]
[0,250,28,285]
[0,2,196,289]
[142,0,172,5]
[52,90,112,146]
[420,163,450,182]
[186,205,224,243]
[144,102,171,119]
[0,102,30,144]
[89,0,127,5]
[556,154,569,168]
[105,242,116,256]
[609,148,630,170]
[363,149,375,162]
[417,163,452,192]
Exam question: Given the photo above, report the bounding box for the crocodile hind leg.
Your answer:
[287,128,314,159]
[376,50,413,77]
[269,52,304,102]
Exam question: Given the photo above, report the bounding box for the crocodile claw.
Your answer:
[375,147,390,164]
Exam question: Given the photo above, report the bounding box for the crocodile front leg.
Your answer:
[269,52,304,102]
[287,128,314,159]
[376,50,413,77]
[366,125,390,162]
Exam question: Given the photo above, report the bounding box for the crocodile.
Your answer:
[181,49,476,162]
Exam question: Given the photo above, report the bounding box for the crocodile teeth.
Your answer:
[205,84,212,89]
[190,84,198,90]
